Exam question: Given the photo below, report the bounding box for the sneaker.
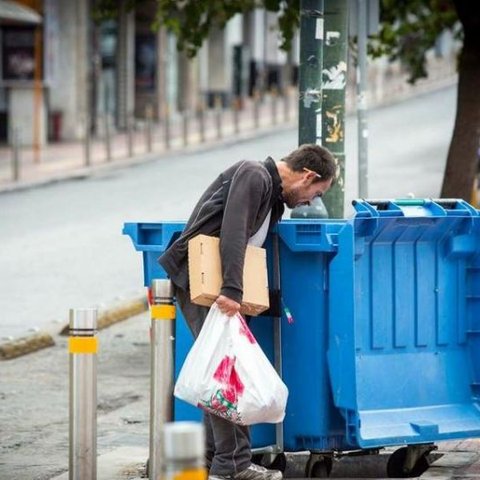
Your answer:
[209,464,282,480]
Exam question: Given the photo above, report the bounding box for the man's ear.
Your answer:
[303,170,316,184]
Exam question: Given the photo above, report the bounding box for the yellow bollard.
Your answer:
[149,279,176,480]
[69,308,98,480]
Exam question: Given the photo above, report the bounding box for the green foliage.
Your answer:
[369,0,460,83]
[152,0,301,56]
[277,0,300,51]
[95,0,300,56]
[152,0,252,56]
[94,0,463,82]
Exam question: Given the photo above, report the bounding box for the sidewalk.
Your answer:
[423,440,480,479]
[3,309,480,480]
[0,91,297,194]
[66,440,480,480]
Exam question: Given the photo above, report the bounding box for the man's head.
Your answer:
[277,144,337,209]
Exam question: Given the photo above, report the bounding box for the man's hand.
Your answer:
[215,295,241,317]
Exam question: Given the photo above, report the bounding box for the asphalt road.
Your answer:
[0,85,456,339]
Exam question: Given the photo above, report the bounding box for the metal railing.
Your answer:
[0,89,297,185]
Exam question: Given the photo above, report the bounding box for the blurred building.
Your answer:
[0,0,298,145]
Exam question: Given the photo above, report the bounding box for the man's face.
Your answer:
[282,171,333,209]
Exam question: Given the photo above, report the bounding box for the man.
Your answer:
[159,143,336,480]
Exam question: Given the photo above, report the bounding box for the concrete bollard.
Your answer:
[149,279,175,480]
[163,422,206,480]
[69,308,98,480]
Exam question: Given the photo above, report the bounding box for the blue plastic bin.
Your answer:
[123,199,480,464]
[327,199,480,449]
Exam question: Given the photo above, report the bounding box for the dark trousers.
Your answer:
[175,286,252,476]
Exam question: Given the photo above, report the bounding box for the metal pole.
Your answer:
[163,422,205,480]
[271,87,278,125]
[357,0,369,198]
[146,105,153,153]
[104,114,112,162]
[292,0,330,221]
[321,0,349,218]
[33,24,42,164]
[84,116,91,167]
[253,90,260,129]
[272,234,284,453]
[298,0,324,146]
[127,114,134,157]
[283,88,290,123]
[233,98,240,134]
[198,102,206,143]
[69,308,98,480]
[12,128,20,181]
[215,96,223,140]
[182,110,189,147]
[164,105,171,150]
[149,279,175,480]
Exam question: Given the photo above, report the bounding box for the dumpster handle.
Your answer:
[354,198,474,210]
[353,199,425,209]
[393,199,425,207]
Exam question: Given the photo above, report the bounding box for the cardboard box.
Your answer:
[188,234,269,316]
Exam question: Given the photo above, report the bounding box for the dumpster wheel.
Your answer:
[251,453,287,473]
[269,453,287,472]
[305,454,333,478]
[387,445,436,478]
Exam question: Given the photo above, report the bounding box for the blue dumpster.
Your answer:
[123,199,480,475]
[328,199,480,448]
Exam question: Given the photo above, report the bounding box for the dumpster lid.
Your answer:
[327,199,480,447]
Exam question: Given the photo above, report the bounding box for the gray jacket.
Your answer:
[158,156,284,303]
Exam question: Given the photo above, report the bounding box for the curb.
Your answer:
[0,331,55,360]
[59,295,149,336]
[0,122,296,196]
[0,295,149,360]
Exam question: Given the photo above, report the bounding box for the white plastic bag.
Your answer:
[174,303,288,425]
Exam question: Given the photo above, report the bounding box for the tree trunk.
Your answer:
[441,2,480,200]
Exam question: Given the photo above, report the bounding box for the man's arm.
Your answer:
[217,164,268,315]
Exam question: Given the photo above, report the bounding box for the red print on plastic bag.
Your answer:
[238,315,256,344]
[213,356,245,397]
[200,355,245,423]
